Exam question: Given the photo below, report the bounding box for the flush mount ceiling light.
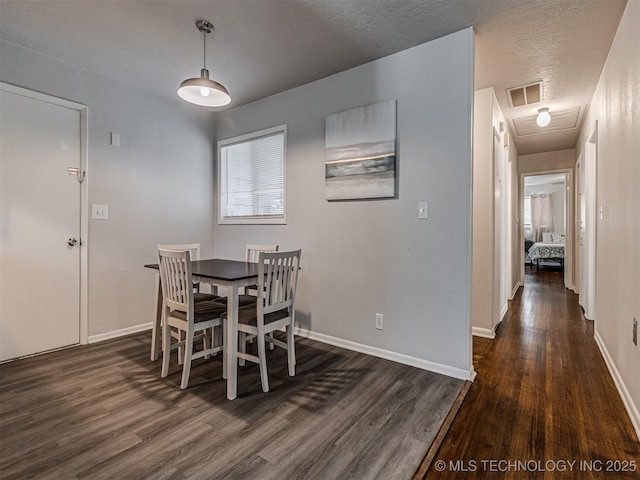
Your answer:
[536,107,551,127]
[177,20,230,107]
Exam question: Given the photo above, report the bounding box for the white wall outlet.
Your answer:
[92,204,109,220]
[375,313,384,330]
[418,201,429,219]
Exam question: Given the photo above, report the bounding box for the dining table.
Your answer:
[145,258,260,400]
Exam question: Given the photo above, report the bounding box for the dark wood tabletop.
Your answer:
[145,258,259,281]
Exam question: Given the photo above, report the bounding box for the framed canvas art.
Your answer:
[325,100,397,201]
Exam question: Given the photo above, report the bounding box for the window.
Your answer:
[218,125,286,224]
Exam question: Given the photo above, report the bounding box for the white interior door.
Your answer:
[0,88,81,361]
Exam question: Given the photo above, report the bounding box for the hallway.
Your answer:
[426,271,639,479]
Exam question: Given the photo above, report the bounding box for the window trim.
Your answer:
[217,124,287,225]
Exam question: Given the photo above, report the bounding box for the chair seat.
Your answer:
[224,305,289,327]
[215,294,258,307]
[193,292,223,303]
[172,300,227,323]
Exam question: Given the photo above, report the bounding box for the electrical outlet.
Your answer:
[633,317,637,346]
[375,313,384,330]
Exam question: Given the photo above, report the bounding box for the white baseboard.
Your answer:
[87,322,477,382]
[88,322,152,344]
[510,282,521,300]
[294,327,476,381]
[594,330,640,441]
[472,326,496,339]
[500,303,508,322]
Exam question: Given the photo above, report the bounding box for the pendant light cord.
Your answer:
[203,27,207,71]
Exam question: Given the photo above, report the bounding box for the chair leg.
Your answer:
[181,327,194,389]
[257,326,269,392]
[177,330,184,365]
[161,314,171,379]
[203,329,211,359]
[239,332,246,367]
[210,326,219,357]
[268,332,275,350]
[287,325,296,376]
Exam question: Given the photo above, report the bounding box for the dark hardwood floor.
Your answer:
[422,270,640,479]
[0,330,462,479]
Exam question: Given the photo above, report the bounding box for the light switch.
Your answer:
[110,132,120,147]
[418,201,429,219]
[92,204,109,220]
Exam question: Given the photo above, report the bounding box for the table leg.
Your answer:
[150,274,163,361]
[225,284,239,400]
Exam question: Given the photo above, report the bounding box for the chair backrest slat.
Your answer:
[258,250,301,315]
[246,243,279,263]
[157,243,201,261]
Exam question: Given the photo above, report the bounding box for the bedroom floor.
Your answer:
[524,259,564,272]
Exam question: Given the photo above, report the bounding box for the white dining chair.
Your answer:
[236,243,280,361]
[225,249,301,393]
[157,243,212,297]
[158,248,226,389]
[155,243,223,363]
[244,243,279,295]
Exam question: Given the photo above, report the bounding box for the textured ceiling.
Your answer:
[474,0,627,154]
[0,0,627,155]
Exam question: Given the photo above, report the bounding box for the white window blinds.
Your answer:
[219,125,286,224]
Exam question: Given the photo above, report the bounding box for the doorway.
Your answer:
[0,84,88,361]
[520,169,573,288]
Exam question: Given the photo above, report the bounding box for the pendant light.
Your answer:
[177,20,231,107]
[536,107,551,127]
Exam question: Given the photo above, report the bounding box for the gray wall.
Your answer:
[575,0,640,437]
[471,87,519,336]
[0,39,217,337]
[215,29,475,376]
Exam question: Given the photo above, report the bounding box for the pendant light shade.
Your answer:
[536,107,551,127]
[177,20,230,107]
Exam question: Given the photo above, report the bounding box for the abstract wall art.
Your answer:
[325,100,397,201]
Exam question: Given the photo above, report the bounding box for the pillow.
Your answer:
[542,232,553,243]
[551,233,565,244]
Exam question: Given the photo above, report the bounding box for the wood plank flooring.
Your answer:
[0,331,462,479]
[422,270,640,479]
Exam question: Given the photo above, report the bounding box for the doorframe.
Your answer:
[575,154,583,296]
[583,123,598,321]
[519,167,574,290]
[492,126,509,325]
[0,82,89,345]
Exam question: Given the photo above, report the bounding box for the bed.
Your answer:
[527,233,565,270]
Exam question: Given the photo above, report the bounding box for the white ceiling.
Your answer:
[0,0,627,155]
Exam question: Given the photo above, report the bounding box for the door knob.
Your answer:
[68,238,78,247]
